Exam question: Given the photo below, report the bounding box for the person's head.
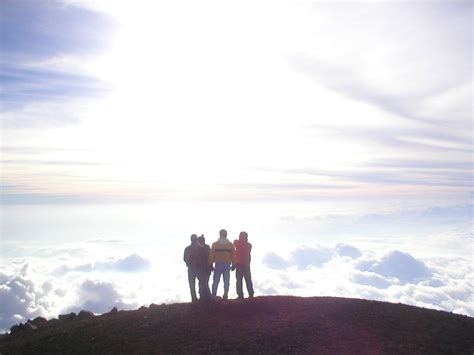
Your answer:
[219,229,227,238]
[190,234,198,244]
[198,235,205,244]
[239,231,248,241]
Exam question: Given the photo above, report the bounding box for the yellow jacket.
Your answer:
[209,238,235,264]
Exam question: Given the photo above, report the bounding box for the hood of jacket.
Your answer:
[218,237,231,245]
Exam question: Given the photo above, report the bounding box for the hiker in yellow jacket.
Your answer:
[209,229,235,300]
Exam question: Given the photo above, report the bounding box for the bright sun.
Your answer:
[31,0,408,201]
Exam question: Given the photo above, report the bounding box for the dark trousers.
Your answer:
[188,267,199,302]
[188,267,210,302]
[203,269,211,297]
[236,265,254,298]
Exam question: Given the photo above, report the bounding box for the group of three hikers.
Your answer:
[183,229,254,302]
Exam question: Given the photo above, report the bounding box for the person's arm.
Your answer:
[208,244,214,266]
[231,243,236,265]
[183,247,188,266]
[205,246,213,271]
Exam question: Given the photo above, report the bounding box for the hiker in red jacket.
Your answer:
[233,231,254,299]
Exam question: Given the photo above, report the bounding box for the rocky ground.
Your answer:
[1,296,473,354]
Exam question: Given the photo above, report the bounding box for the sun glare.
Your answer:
[7,0,457,203]
[71,1,375,198]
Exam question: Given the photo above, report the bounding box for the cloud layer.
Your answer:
[258,244,473,318]
[56,254,152,274]
[1,239,472,333]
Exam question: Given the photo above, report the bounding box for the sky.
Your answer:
[0,0,473,333]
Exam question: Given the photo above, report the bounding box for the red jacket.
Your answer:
[234,237,252,266]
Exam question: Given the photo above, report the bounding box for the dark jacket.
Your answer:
[198,243,211,269]
[184,243,200,269]
[184,243,210,270]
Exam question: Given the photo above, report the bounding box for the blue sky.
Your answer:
[1,0,472,206]
[0,0,472,333]
[1,0,116,114]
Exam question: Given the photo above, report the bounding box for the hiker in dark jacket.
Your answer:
[198,235,212,299]
[234,231,254,299]
[183,234,201,302]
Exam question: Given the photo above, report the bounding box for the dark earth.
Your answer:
[1,296,473,354]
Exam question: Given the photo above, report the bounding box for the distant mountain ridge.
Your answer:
[1,296,473,354]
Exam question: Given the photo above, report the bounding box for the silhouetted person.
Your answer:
[234,231,254,299]
[209,229,235,300]
[183,234,200,303]
[198,235,212,298]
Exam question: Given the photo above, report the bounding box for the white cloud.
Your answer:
[108,254,151,273]
[261,252,289,270]
[262,245,334,270]
[335,243,362,259]
[2,101,85,128]
[0,273,47,331]
[289,246,334,270]
[258,243,473,318]
[356,250,432,284]
[350,271,395,290]
[64,279,137,314]
[0,245,144,331]
[0,240,472,334]
[56,254,152,274]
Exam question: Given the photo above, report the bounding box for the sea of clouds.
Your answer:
[1,234,472,333]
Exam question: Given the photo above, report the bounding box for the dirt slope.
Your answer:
[1,296,473,354]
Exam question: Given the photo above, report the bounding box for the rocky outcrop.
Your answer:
[58,312,77,322]
[8,310,97,335]
[10,322,37,335]
[9,325,20,334]
[78,310,94,320]
[21,322,37,332]
[31,317,48,326]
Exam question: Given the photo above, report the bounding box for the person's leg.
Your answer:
[222,262,231,299]
[188,268,197,302]
[244,266,254,298]
[197,269,208,301]
[236,265,244,299]
[211,263,222,297]
[205,269,212,296]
